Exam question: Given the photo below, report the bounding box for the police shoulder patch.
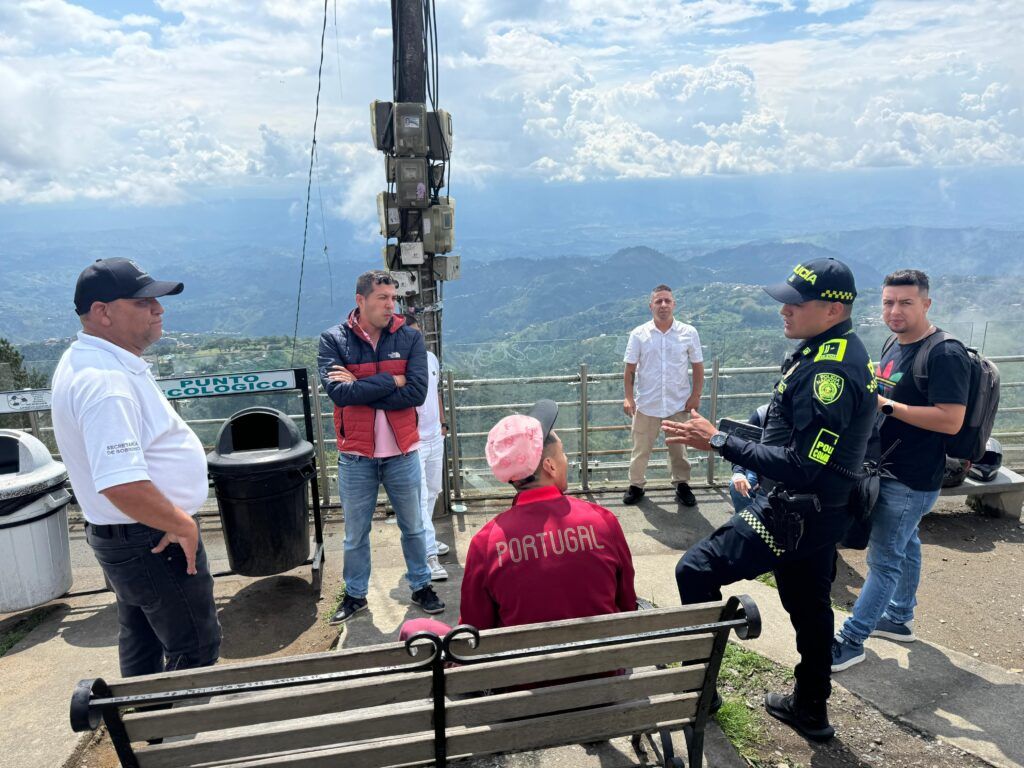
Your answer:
[808,428,839,465]
[813,372,844,405]
[813,338,847,363]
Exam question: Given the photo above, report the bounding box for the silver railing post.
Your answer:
[706,356,721,485]
[311,375,332,508]
[445,370,464,504]
[27,410,41,440]
[579,363,590,492]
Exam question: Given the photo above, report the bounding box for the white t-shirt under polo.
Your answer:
[624,319,704,419]
[51,332,209,524]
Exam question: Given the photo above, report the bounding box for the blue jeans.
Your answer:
[840,478,939,645]
[338,451,430,598]
[729,471,759,513]
[86,521,221,678]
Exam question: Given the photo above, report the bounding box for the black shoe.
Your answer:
[623,485,645,504]
[675,482,697,506]
[329,595,368,625]
[764,692,834,742]
[411,585,446,614]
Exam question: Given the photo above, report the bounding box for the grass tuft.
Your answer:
[714,698,763,762]
[323,582,347,627]
[0,607,54,658]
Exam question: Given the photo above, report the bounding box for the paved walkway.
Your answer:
[1,487,1021,767]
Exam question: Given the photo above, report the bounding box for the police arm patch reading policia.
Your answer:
[812,372,844,405]
[808,428,840,465]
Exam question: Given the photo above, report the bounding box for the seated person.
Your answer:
[402,399,637,640]
[729,405,768,513]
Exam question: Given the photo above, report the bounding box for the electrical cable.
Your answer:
[289,0,330,367]
[314,144,334,307]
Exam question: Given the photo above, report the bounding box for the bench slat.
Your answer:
[448,663,706,728]
[109,641,422,697]
[191,693,699,768]
[124,671,433,742]
[133,665,707,767]
[450,603,727,656]
[446,633,715,694]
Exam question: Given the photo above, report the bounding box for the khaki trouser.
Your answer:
[629,410,691,488]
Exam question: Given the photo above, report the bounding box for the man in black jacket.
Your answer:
[664,258,876,742]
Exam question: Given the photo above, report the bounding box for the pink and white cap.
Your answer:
[485,400,558,483]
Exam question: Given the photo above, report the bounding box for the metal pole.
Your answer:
[311,375,332,508]
[391,0,441,359]
[394,0,425,103]
[579,363,590,492]
[706,357,720,485]
[444,370,464,505]
[980,320,989,354]
[27,410,40,439]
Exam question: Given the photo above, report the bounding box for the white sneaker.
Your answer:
[436,541,450,556]
[427,555,448,581]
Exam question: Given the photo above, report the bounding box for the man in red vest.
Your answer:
[318,270,444,623]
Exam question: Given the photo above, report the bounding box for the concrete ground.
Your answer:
[1,486,1021,768]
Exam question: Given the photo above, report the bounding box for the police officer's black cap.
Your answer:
[74,258,184,315]
[763,257,857,305]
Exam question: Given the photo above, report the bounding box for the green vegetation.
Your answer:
[715,642,790,763]
[324,584,346,628]
[0,607,54,657]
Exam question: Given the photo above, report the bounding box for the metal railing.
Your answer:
[10,355,1024,510]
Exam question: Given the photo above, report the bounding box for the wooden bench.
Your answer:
[70,595,760,768]
[939,466,1024,520]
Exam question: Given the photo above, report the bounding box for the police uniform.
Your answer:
[675,258,876,738]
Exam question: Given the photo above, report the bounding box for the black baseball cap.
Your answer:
[528,399,559,442]
[763,257,857,305]
[74,258,184,315]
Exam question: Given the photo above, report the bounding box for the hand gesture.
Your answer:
[662,409,718,451]
[151,516,199,575]
[327,365,356,383]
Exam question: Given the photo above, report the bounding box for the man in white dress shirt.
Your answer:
[622,284,704,506]
[51,258,220,677]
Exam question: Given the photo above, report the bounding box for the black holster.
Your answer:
[767,488,819,551]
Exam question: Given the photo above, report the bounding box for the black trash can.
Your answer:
[207,407,315,577]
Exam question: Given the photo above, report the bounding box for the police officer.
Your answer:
[662,258,876,742]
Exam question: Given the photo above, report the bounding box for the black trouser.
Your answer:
[675,493,848,704]
[86,521,221,677]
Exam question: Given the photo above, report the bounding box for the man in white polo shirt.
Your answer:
[622,284,704,507]
[51,258,220,677]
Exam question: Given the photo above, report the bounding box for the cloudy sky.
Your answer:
[1,0,1022,232]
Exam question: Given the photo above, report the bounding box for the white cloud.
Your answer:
[804,0,862,14]
[0,0,1020,214]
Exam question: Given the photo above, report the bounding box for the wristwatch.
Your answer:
[881,399,895,416]
[709,432,728,453]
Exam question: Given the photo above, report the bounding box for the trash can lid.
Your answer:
[207,406,314,473]
[0,429,69,501]
[206,440,314,471]
[212,406,306,455]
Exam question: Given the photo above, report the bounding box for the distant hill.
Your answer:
[800,227,1024,277]
[684,241,885,287]
[1,226,1022,347]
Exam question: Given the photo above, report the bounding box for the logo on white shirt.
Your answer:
[104,440,141,456]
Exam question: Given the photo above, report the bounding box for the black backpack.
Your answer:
[881,330,1000,462]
